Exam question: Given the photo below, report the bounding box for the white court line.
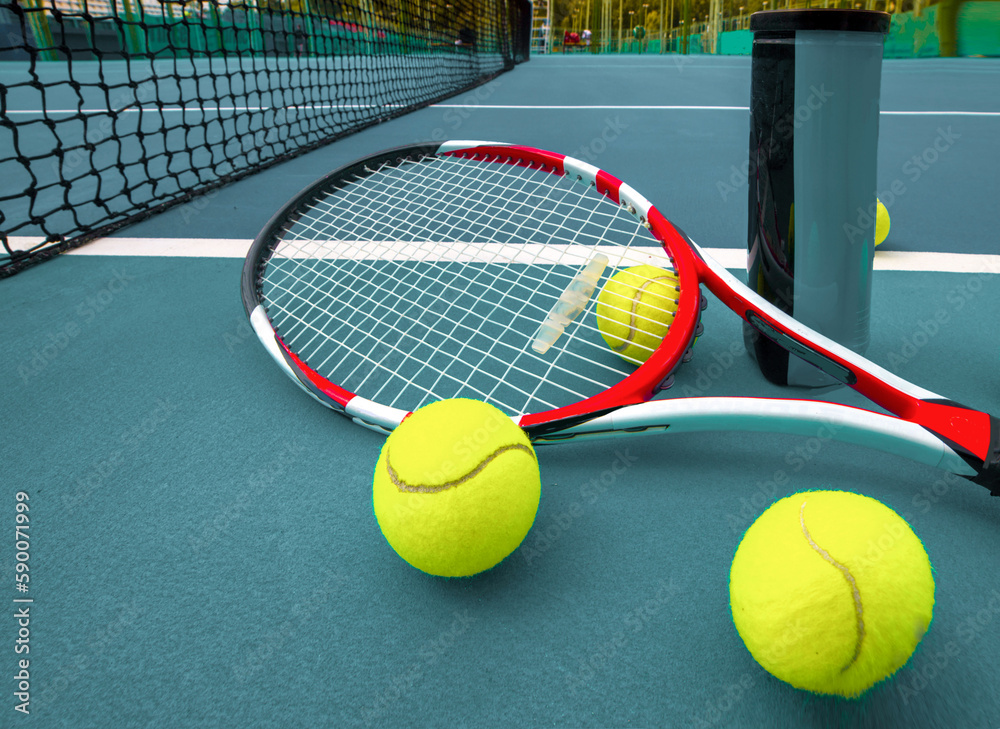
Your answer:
[430,106,1000,115]
[872,250,1000,273]
[2,104,409,114]
[4,237,990,273]
[879,110,1000,117]
[431,104,752,110]
[4,106,1000,115]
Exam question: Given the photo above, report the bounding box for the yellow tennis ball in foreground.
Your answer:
[875,198,890,246]
[729,491,934,698]
[372,398,540,577]
[596,264,679,364]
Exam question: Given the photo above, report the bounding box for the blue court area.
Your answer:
[3,54,1000,728]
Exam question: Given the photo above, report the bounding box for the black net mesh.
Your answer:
[0,0,531,276]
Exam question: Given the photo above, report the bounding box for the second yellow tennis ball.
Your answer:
[372,398,540,578]
[596,264,679,364]
[730,490,934,698]
[875,198,890,246]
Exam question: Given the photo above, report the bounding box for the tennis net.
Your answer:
[0,0,531,276]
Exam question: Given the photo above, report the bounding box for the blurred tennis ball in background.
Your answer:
[876,198,891,246]
[596,264,679,364]
[729,490,934,698]
[372,398,540,577]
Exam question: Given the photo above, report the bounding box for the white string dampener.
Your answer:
[531,253,610,354]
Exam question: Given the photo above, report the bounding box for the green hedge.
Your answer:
[959,0,1000,55]
[705,2,999,59]
[884,5,940,58]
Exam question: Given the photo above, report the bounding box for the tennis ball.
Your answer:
[729,490,934,698]
[372,398,540,577]
[875,198,890,246]
[596,264,679,364]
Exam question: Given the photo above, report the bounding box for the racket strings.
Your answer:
[340,167,579,409]
[275,158,606,346]
[379,159,584,406]
[278,189,612,410]
[272,155,648,410]
[260,153,675,415]
[270,159,622,382]
[298,159,621,407]
[272,160,607,407]
[264,172,581,411]
[277,161,565,316]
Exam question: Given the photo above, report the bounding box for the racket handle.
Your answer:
[531,397,984,484]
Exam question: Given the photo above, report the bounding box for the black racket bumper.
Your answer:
[973,415,1000,497]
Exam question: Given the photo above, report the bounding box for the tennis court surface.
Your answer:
[3,3,1000,726]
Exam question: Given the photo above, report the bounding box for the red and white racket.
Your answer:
[241,142,999,494]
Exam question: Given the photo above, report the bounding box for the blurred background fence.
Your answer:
[530,0,1000,57]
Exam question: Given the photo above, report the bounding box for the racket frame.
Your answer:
[242,141,1000,493]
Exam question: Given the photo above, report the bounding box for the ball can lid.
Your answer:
[750,9,891,34]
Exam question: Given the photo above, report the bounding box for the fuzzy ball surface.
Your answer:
[373,398,541,577]
[596,264,679,364]
[729,490,934,698]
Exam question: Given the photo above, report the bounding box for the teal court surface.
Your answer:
[3,54,1000,727]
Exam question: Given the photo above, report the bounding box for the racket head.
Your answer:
[241,141,704,435]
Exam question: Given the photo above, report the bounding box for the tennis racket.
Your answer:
[241,141,1000,494]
